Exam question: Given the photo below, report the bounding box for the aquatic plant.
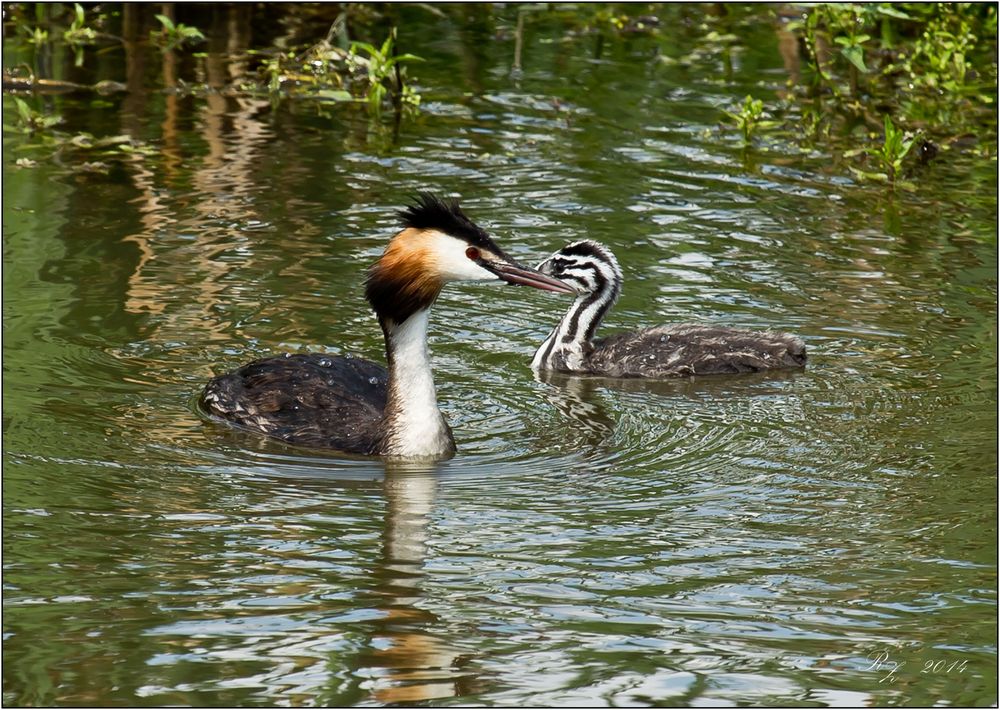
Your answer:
[4,91,158,170]
[846,114,920,188]
[19,25,48,46]
[793,3,878,97]
[8,97,61,133]
[17,20,48,46]
[587,9,659,37]
[2,3,992,182]
[62,3,97,66]
[737,2,999,185]
[348,29,422,114]
[724,95,776,145]
[873,114,919,183]
[151,14,205,51]
[239,20,419,111]
[3,4,423,124]
[61,3,96,43]
[258,51,297,96]
[785,3,996,136]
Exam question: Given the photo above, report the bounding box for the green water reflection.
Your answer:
[3,4,996,707]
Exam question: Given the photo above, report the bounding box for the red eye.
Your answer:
[466,247,481,260]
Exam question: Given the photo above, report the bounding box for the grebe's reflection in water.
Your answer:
[352,461,477,703]
[533,368,617,450]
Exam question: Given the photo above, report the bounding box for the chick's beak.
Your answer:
[479,256,576,294]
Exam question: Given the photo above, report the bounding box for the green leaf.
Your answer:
[883,113,896,139]
[70,133,95,148]
[181,25,205,41]
[840,45,868,73]
[94,135,133,147]
[314,89,354,102]
[898,137,916,161]
[849,166,890,183]
[154,14,175,32]
[14,97,32,124]
[351,41,378,56]
[875,6,912,20]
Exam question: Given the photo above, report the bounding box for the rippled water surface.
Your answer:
[3,5,997,707]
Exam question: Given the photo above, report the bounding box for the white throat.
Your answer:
[382,309,454,458]
[531,294,591,371]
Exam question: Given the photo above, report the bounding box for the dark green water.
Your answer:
[3,5,997,707]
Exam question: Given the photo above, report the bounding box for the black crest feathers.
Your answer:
[398,193,496,250]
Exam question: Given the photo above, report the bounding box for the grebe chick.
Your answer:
[531,240,806,378]
[201,194,574,459]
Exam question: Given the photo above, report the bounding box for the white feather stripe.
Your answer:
[384,310,453,457]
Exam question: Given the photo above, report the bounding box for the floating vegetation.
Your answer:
[246,26,421,114]
[7,96,61,133]
[3,3,422,111]
[2,3,995,185]
[661,2,997,186]
[790,4,995,120]
[4,103,158,176]
[777,3,995,182]
[2,3,428,170]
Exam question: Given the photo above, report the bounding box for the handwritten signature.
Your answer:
[865,649,969,684]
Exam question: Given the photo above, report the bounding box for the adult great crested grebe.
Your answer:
[531,240,806,377]
[200,194,574,459]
